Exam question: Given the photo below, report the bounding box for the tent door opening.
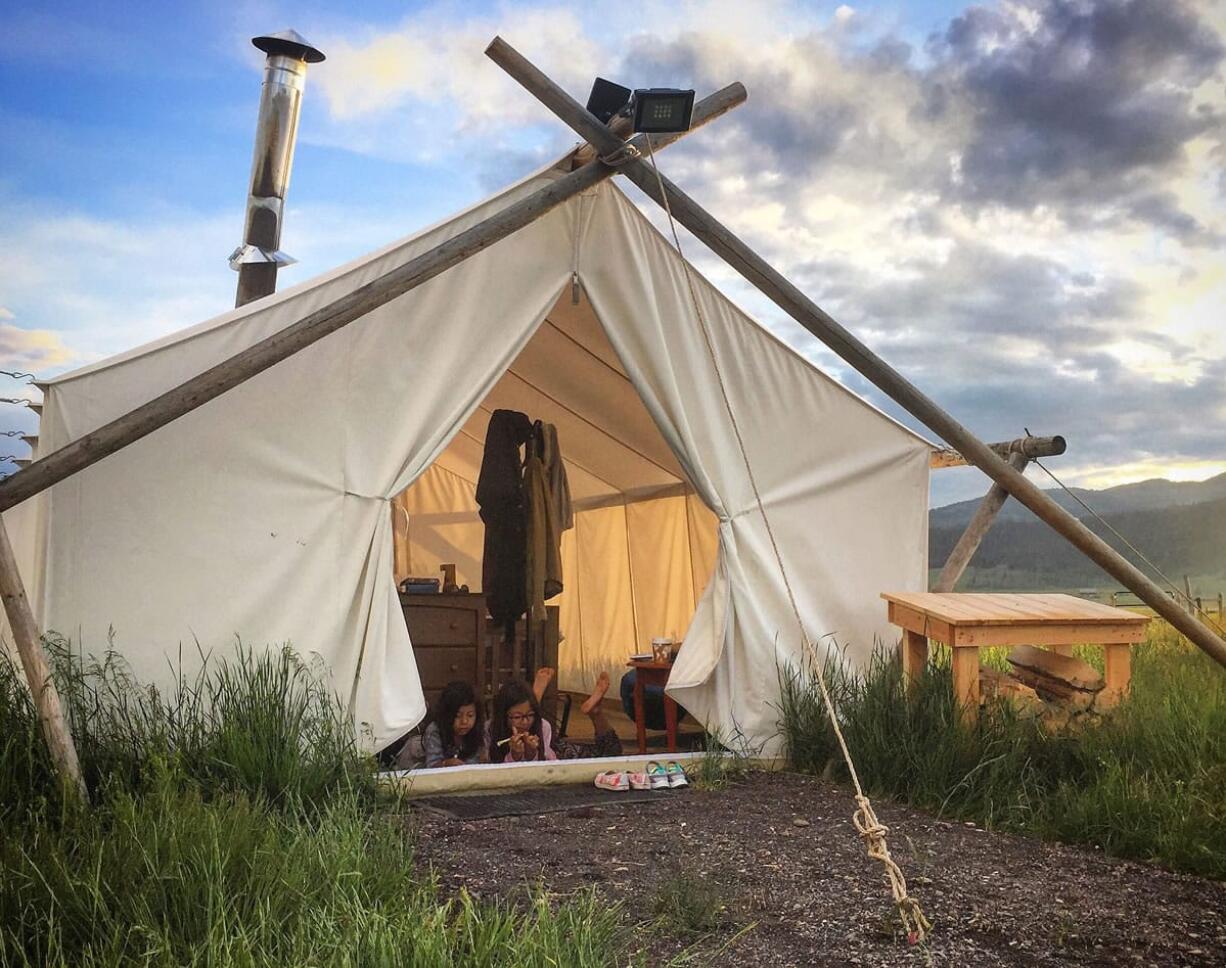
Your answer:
[388,288,720,723]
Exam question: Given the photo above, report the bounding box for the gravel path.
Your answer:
[412,772,1226,966]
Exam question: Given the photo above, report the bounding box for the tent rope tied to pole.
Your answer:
[643,136,932,942]
[598,143,642,167]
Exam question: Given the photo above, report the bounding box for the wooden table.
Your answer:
[881,592,1150,712]
[627,660,679,754]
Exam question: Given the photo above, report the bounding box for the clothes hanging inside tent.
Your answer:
[524,420,566,623]
[477,409,534,632]
[541,422,573,532]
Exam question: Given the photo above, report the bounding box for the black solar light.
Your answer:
[585,78,696,135]
[586,77,633,124]
[631,88,695,133]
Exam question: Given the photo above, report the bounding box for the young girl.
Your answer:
[487,679,554,763]
[487,671,623,763]
[422,680,485,768]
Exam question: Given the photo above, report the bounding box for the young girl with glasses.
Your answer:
[487,679,553,763]
[487,672,622,763]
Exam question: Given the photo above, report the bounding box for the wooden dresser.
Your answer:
[400,592,488,708]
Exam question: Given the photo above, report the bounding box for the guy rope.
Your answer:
[644,135,932,942]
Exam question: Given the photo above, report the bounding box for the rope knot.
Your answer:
[851,794,933,943]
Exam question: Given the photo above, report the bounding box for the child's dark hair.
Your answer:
[489,679,545,764]
[430,680,484,763]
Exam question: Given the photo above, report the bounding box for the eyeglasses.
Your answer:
[508,711,536,723]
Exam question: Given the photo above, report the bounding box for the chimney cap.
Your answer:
[252,29,325,63]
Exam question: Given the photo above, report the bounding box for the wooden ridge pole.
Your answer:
[930,434,1065,470]
[0,515,87,800]
[0,82,745,516]
[484,36,1226,671]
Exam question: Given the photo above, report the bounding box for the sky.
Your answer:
[1,0,1223,507]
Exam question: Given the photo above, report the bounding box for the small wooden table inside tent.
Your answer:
[881,592,1150,713]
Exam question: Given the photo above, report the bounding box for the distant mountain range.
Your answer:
[929,472,1226,592]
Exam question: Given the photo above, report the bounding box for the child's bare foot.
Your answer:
[532,666,555,702]
[581,671,611,715]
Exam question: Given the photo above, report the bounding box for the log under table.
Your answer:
[881,592,1150,713]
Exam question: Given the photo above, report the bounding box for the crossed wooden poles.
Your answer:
[3,37,1223,797]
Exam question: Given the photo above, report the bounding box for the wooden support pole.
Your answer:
[0,83,745,515]
[933,451,1031,592]
[484,36,1226,672]
[930,434,1065,470]
[0,514,87,800]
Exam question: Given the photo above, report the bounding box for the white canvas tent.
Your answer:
[8,159,931,753]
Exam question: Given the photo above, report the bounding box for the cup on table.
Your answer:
[651,637,674,663]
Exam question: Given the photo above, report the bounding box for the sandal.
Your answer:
[594,771,629,792]
[666,761,689,788]
[627,771,651,791]
[646,761,671,791]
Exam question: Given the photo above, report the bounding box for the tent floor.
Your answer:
[409,783,686,821]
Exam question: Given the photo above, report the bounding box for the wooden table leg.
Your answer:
[952,646,980,718]
[901,629,928,684]
[633,672,647,754]
[1102,643,1131,707]
[664,694,678,754]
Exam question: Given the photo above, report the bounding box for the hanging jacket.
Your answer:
[524,421,564,624]
[476,409,533,631]
[541,422,573,532]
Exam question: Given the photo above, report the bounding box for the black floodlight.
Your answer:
[586,77,633,124]
[632,88,695,133]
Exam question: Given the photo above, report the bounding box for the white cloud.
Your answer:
[0,323,80,372]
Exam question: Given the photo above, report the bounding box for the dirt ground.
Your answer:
[411,771,1226,967]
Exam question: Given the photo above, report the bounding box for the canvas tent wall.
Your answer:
[6,159,931,753]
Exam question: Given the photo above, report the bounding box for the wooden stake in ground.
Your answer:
[483,35,1226,672]
[0,514,87,801]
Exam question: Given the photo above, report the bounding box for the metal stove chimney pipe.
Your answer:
[230,29,325,308]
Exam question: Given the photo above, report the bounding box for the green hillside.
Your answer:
[928,479,1226,596]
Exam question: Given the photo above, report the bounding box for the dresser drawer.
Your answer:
[405,606,479,646]
[415,646,478,690]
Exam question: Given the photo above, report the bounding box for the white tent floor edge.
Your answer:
[381,749,785,795]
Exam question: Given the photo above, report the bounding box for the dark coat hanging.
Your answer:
[476,409,534,632]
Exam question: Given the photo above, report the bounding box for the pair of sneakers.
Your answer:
[593,761,688,792]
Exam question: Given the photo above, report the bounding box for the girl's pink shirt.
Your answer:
[484,719,557,762]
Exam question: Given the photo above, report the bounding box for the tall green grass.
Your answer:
[778,623,1226,878]
[0,641,630,968]
[0,637,371,817]
[0,763,623,967]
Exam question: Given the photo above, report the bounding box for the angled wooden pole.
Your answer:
[0,514,87,801]
[485,36,1226,670]
[932,451,1030,592]
[0,83,745,515]
[933,433,1066,590]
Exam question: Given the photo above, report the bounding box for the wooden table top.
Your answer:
[881,592,1150,627]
